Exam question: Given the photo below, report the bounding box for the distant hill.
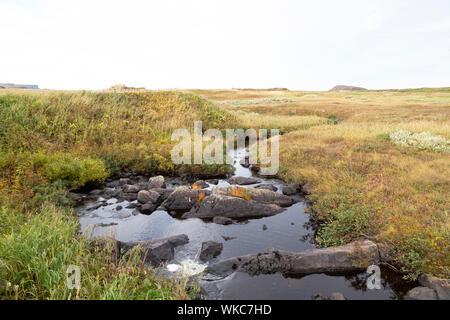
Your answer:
[0,83,39,89]
[330,85,367,92]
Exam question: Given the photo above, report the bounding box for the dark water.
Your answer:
[76,148,416,299]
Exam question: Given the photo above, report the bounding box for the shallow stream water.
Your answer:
[76,148,416,299]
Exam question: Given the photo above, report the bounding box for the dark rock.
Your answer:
[137,190,160,204]
[183,194,284,219]
[125,202,140,209]
[405,287,438,300]
[200,241,223,262]
[106,180,121,188]
[239,156,250,168]
[151,188,174,202]
[123,184,140,193]
[115,205,123,211]
[148,175,165,189]
[329,292,346,300]
[255,184,278,192]
[161,187,210,212]
[193,180,209,189]
[213,186,293,207]
[418,275,450,300]
[120,192,138,201]
[86,203,102,211]
[140,202,157,215]
[206,179,219,185]
[213,216,233,225]
[282,183,300,195]
[262,224,267,231]
[227,176,261,185]
[206,240,380,277]
[118,234,189,267]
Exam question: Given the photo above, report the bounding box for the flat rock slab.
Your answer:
[205,240,380,277]
[213,186,293,207]
[183,194,284,219]
[227,176,261,185]
[161,187,211,212]
[200,241,224,262]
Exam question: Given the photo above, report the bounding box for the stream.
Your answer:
[76,148,416,300]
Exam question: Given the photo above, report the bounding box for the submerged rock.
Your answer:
[183,194,284,219]
[140,202,157,215]
[199,241,223,262]
[148,175,166,189]
[205,240,380,277]
[213,216,233,225]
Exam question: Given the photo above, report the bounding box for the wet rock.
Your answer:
[239,156,250,168]
[104,187,121,197]
[213,216,233,225]
[301,182,313,195]
[206,179,219,185]
[126,202,140,209]
[227,176,261,185]
[111,211,132,219]
[89,189,103,196]
[95,222,118,228]
[140,202,157,215]
[200,241,223,262]
[282,183,300,195]
[213,186,293,207]
[161,187,210,212]
[206,240,380,277]
[148,175,165,189]
[115,205,123,211]
[118,234,189,267]
[183,194,284,219]
[106,180,121,188]
[262,224,268,231]
[405,287,438,300]
[255,184,278,192]
[418,275,450,300]
[123,184,140,193]
[329,292,346,300]
[137,190,160,204]
[119,178,132,186]
[132,209,140,216]
[222,236,237,241]
[193,180,209,189]
[151,188,174,202]
[86,203,103,211]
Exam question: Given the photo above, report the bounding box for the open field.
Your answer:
[187,88,450,279]
[0,87,448,300]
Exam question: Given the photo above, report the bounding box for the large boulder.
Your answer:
[206,240,380,277]
[148,175,166,189]
[199,241,223,262]
[419,275,450,300]
[213,186,293,207]
[137,190,160,204]
[405,287,438,300]
[118,234,189,267]
[227,176,261,185]
[161,187,210,212]
[183,194,284,219]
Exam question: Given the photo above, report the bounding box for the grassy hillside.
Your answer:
[191,88,450,279]
[0,89,232,299]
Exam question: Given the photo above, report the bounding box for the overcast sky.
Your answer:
[1,0,449,90]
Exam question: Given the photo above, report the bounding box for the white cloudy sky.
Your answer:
[1,0,449,90]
